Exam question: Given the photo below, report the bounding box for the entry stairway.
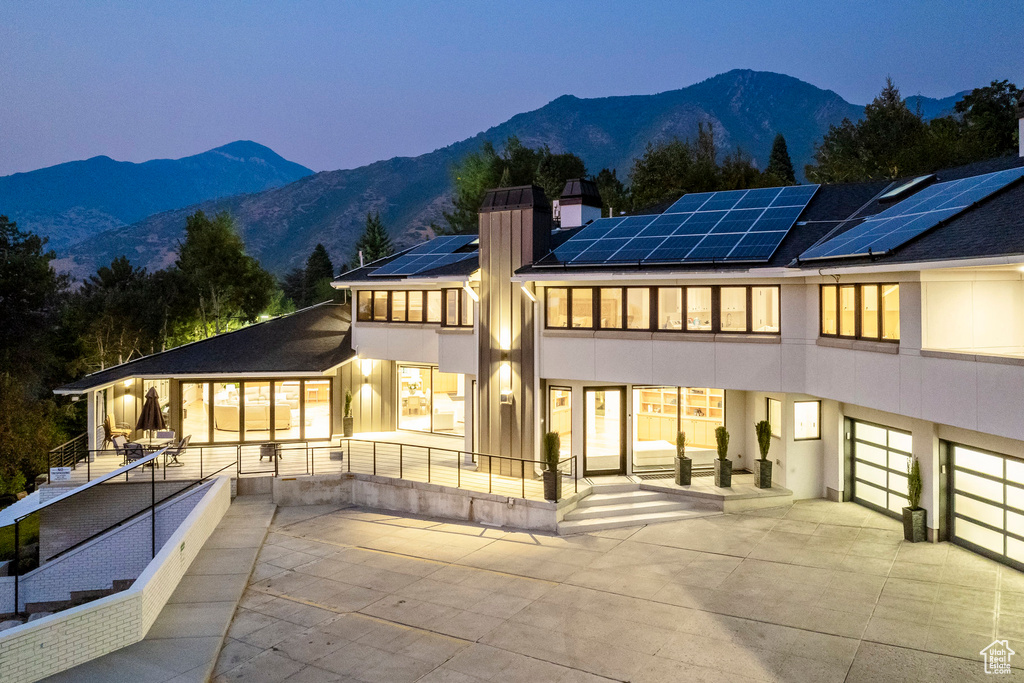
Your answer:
[558,482,720,534]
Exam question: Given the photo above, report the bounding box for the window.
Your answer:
[658,288,683,330]
[626,288,650,329]
[357,291,373,321]
[391,291,407,322]
[398,364,464,435]
[408,291,423,322]
[544,285,781,334]
[686,287,712,331]
[720,287,747,332]
[426,291,442,323]
[820,284,900,341]
[752,286,780,333]
[442,288,473,327]
[600,288,622,329]
[571,288,593,328]
[548,387,572,460]
[373,292,389,321]
[767,398,782,438]
[794,401,820,440]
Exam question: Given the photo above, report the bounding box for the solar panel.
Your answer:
[800,167,1024,261]
[369,235,478,276]
[551,184,818,265]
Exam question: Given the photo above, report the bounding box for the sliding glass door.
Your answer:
[584,387,625,476]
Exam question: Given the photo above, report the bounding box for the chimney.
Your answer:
[558,178,603,228]
[1018,97,1024,157]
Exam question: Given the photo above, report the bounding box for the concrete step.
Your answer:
[564,498,699,521]
[559,508,717,534]
[584,482,640,494]
[576,490,665,508]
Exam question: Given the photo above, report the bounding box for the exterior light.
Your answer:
[361,359,373,377]
[521,285,537,303]
[463,282,479,302]
[499,329,511,351]
[124,379,134,387]
[499,359,513,404]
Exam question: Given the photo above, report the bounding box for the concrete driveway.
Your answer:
[213,500,1024,682]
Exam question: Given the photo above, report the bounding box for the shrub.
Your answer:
[344,390,353,418]
[907,457,922,509]
[755,420,772,460]
[676,431,687,459]
[715,426,730,460]
[543,432,561,472]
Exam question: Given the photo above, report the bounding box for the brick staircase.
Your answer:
[558,482,719,534]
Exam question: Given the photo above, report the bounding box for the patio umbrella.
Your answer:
[136,386,166,438]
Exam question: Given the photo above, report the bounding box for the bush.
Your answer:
[344,390,353,418]
[715,426,730,460]
[755,420,772,461]
[907,457,922,509]
[542,432,561,472]
[676,432,687,459]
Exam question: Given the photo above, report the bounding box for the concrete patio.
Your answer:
[210,499,1024,682]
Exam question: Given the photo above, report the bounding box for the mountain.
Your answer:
[59,70,965,279]
[0,141,313,251]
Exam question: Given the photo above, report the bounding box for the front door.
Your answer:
[584,387,626,476]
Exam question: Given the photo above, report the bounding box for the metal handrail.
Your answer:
[47,432,89,473]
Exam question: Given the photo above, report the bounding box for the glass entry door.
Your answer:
[584,387,625,476]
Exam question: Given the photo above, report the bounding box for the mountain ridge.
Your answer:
[48,70,968,278]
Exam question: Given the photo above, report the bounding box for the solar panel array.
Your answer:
[547,184,818,265]
[369,235,478,277]
[800,167,1024,261]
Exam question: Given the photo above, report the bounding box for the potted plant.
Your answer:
[674,431,691,486]
[753,420,773,488]
[542,431,562,502]
[714,426,732,488]
[343,390,354,437]
[903,456,926,542]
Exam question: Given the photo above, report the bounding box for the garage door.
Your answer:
[950,444,1024,571]
[852,420,912,518]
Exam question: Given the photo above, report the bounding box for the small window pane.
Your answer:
[861,285,879,339]
[373,291,388,321]
[357,291,373,321]
[572,288,593,328]
[426,291,442,322]
[445,290,460,326]
[767,398,782,438]
[882,284,900,340]
[839,286,856,336]
[600,288,622,329]
[392,291,407,322]
[720,287,747,332]
[821,285,837,335]
[658,288,683,330]
[461,289,472,326]
[626,288,650,330]
[752,286,779,333]
[794,401,820,439]
[686,287,712,331]
[547,288,568,328]
[408,291,424,322]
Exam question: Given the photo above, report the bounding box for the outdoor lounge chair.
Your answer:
[111,435,129,461]
[164,435,190,468]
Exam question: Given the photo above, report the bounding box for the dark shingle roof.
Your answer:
[55,303,353,393]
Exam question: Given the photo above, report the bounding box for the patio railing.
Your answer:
[47,432,89,472]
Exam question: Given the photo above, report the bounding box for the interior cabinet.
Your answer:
[634,387,724,450]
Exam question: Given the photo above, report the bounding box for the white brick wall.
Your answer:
[0,477,230,683]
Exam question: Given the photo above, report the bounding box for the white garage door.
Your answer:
[951,444,1024,571]
[852,420,912,518]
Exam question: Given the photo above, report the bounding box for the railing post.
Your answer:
[522,462,525,499]
[373,441,377,476]
[457,451,461,488]
[151,462,156,558]
[399,444,403,479]
[200,446,204,479]
[488,455,492,494]
[13,518,20,616]
[310,446,315,476]
[347,440,351,473]
[427,448,431,483]
[274,445,279,477]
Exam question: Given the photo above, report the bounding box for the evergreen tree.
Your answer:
[593,168,631,216]
[304,243,336,304]
[765,134,796,184]
[353,212,394,264]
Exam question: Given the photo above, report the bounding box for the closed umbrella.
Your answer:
[136,387,167,439]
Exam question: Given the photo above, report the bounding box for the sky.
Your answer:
[1,1,1022,177]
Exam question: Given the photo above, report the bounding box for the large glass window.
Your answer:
[860,284,879,339]
[408,291,423,322]
[548,387,572,460]
[600,288,622,329]
[304,379,331,439]
[355,290,444,324]
[373,291,389,321]
[658,288,683,330]
[572,288,593,328]
[687,288,712,331]
[212,382,239,442]
[767,397,782,438]
[633,387,680,471]
[431,368,465,436]
[181,382,210,443]
[242,381,273,442]
[142,379,171,427]
[720,287,747,332]
[443,288,473,327]
[882,284,900,340]
[357,291,373,321]
[274,381,301,440]
[426,291,442,323]
[546,288,569,328]
[398,366,431,432]
[398,364,464,435]
[794,401,820,440]
[839,286,857,337]
[391,291,407,322]
[752,286,780,333]
[626,288,650,329]
[821,285,838,335]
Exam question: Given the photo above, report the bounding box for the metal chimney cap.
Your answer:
[559,178,602,208]
[479,185,551,213]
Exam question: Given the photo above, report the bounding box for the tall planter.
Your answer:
[753,459,773,488]
[902,507,927,543]
[543,470,562,502]
[343,390,354,437]
[542,431,562,502]
[714,458,733,488]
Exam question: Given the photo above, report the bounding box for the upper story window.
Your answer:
[442,288,474,328]
[545,285,780,334]
[357,290,443,324]
[820,283,899,341]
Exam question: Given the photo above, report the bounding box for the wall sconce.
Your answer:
[124,379,134,387]
[463,282,479,302]
[520,285,537,303]
[361,359,373,377]
[499,358,513,405]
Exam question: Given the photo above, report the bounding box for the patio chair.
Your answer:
[111,435,129,461]
[164,435,190,468]
[123,442,146,465]
[156,430,175,442]
[102,414,132,448]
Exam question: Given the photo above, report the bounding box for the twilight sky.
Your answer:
[1,1,1022,177]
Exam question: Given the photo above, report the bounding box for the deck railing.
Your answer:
[47,432,89,472]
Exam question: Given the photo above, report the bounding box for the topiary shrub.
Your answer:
[715,426,730,460]
[755,420,772,461]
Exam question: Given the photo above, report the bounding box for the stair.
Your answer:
[558,485,719,534]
